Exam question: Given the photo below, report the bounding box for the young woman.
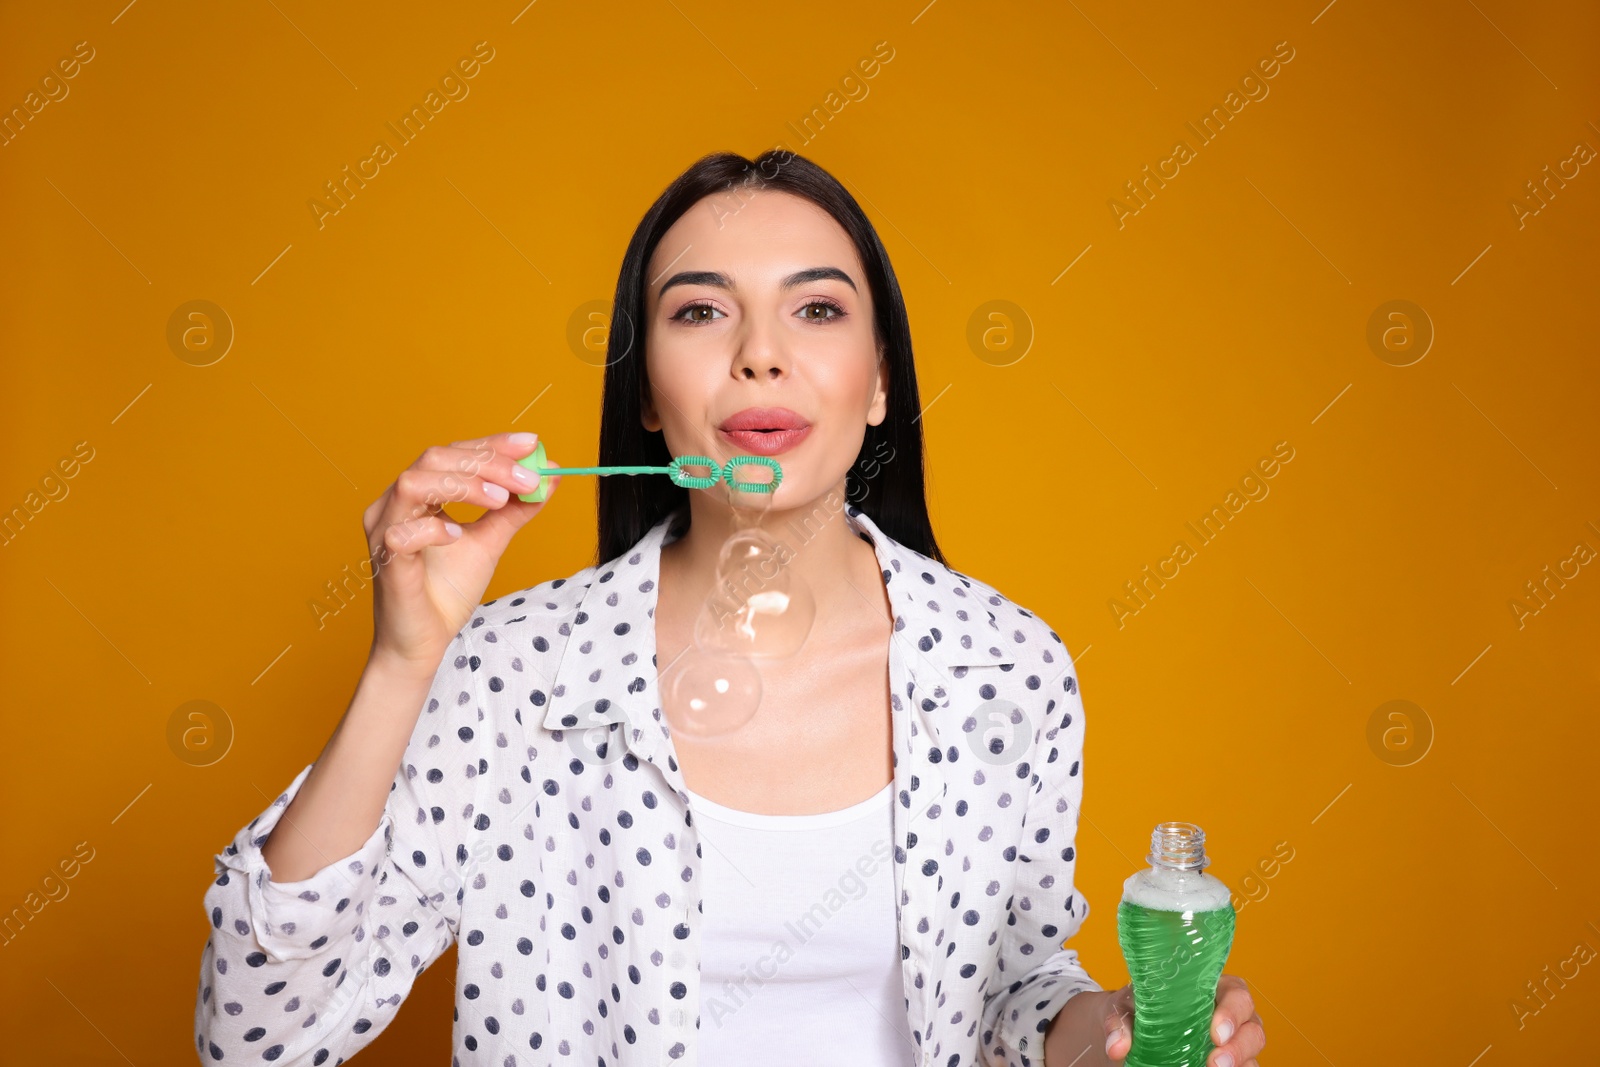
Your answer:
[194,150,1265,1067]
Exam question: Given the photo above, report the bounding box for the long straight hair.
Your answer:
[594,149,946,568]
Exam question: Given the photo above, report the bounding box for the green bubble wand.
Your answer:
[513,439,783,503]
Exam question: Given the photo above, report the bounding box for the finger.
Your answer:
[1103,1016,1132,1063]
[453,453,560,553]
[410,441,525,486]
[377,514,461,563]
[1209,977,1261,1067]
[412,443,499,476]
[392,467,516,516]
[424,438,552,504]
[1102,991,1133,1063]
[1211,1017,1265,1067]
[446,429,542,459]
[1211,975,1255,1046]
[506,450,561,503]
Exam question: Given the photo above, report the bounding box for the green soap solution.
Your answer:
[1116,894,1236,1067]
[514,439,551,503]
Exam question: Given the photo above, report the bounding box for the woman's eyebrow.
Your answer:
[657,266,858,301]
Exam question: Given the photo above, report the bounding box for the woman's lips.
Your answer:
[717,425,812,455]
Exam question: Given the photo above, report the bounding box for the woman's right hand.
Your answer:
[362,430,560,675]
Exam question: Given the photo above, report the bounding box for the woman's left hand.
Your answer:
[1101,973,1266,1066]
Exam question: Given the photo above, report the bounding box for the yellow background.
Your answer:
[2,0,1596,1062]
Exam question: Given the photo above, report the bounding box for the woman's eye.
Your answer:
[674,302,723,324]
[799,300,845,322]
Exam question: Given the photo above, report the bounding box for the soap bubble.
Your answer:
[660,647,764,739]
[658,462,819,738]
[693,528,816,659]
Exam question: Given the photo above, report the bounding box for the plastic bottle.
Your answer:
[1116,821,1237,1067]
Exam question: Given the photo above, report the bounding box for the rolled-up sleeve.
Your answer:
[981,642,1103,1067]
[193,626,488,1066]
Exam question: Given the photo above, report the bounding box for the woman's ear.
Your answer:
[867,347,889,426]
[641,387,661,432]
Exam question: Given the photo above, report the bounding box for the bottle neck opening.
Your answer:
[1148,821,1210,872]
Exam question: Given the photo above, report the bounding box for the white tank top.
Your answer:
[686,781,916,1065]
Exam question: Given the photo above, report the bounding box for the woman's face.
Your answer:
[640,188,888,511]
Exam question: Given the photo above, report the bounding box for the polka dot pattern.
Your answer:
[194,503,1100,1066]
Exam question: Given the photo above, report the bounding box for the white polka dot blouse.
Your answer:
[194,502,1101,1066]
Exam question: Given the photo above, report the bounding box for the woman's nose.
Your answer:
[731,322,789,378]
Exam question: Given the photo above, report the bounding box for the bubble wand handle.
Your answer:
[531,465,670,476]
[514,441,782,503]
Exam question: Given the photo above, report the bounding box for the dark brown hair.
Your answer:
[594,149,945,567]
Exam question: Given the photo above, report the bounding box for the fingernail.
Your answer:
[485,482,510,503]
[444,521,462,537]
[511,464,536,485]
[509,432,537,448]
[1215,1053,1233,1067]
[1105,1030,1119,1054]
[1217,1020,1234,1044]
